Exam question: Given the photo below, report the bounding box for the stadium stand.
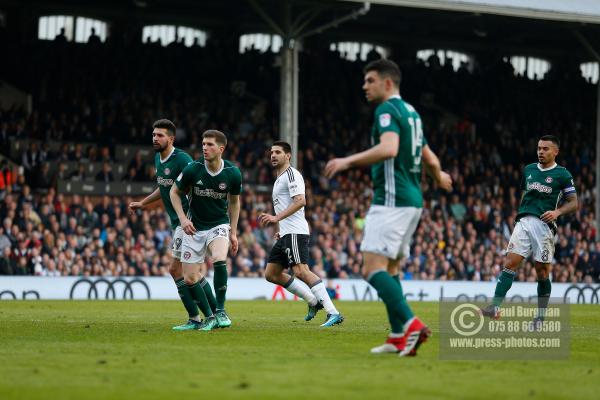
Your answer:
[0,35,598,283]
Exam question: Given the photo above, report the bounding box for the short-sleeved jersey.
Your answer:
[272,166,310,236]
[370,95,427,208]
[517,163,576,222]
[155,147,193,230]
[175,158,242,230]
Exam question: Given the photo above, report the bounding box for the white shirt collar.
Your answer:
[160,147,175,164]
[205,159,224,176]
[537,162,557,171]
[389,94,401,100]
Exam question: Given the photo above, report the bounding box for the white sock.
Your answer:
[190,315,201,322]
[310,281,338,314]
[285,278,317,306]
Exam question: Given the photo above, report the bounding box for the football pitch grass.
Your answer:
[1,300,599,400]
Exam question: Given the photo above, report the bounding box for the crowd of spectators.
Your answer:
[0,36,598,282]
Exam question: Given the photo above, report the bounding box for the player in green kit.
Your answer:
[325,59,452,356]
[481,135,577,328]
[170,130,241,331]
[129,119,218,331]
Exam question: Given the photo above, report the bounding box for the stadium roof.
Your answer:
[347,0,600,24]
[3,0,600,60]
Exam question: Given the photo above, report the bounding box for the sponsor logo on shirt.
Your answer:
[527,182,552,194]
[193,187,227,199]
[157,177,174,187]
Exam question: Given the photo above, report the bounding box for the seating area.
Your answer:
[0,38,597,282]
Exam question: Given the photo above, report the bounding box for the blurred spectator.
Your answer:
[69,163,88,181]
[88,27,101,45]
[0,40,596,282]
[95,162,114,182]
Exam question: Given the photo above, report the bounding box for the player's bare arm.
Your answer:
[540,193,578,223]
[421,144,453,192]
[128,188,161,213]
[169,185,196,234]
[258,194,306,227]
[228,194,240,256]
[324,132,398,178]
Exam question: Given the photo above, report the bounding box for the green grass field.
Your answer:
[1,300,599,400]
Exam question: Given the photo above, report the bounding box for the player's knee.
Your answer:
[183,269,199,285]
[265,271,277,283]
[292,267,306,281]
[535,267,550,280]
[360,262,379,280]
[504,262,519,271]
[292,265,312,282]
[265,269,281,284]
[168,260,182,279]
[504,255,521,271]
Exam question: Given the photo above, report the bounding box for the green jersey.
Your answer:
[175,158,242,230]
[370,95,427,208]
[517,163,576,222]
[155,147,193,230]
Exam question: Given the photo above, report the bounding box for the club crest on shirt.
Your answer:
[219,182,227,190]
[545,177,553,183]
[164,168,171,175]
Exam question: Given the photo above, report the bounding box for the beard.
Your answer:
[153,143,167,153]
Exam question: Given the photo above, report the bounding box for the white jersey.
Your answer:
[272,166,310,236]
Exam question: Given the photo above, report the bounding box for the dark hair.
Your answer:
[152,119,176,136]
[202,130,228,147]
[539,135,560,148]
[272,141,292,154]
[363,59,401,87]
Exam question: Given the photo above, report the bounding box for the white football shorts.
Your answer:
[361,205,422,260]
[181,223,230,264]
[506,216,555,263]
[171,226,184,260]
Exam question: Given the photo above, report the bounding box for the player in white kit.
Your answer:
[259,141,344,327]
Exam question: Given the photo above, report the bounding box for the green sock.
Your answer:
[186,281,213,318]
[213,261,228,310]
[390,273,409,305]
[537,278,552,320]
[368,270,414,334]
[175,278,200,318]
[492,268,515,307]
[200,277,217,313]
